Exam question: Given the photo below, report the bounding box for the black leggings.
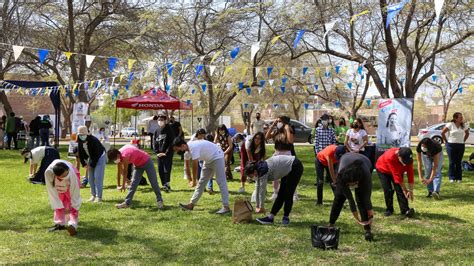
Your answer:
[377,171,409,214]
[270,158,304,217]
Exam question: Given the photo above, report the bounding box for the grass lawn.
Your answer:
[0,145,473,264]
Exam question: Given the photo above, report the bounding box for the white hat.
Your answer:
[77,126,88,135]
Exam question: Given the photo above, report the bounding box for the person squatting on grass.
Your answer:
[21,146,60,185]
[245,155,304,226]
[173,138,231,214]
[44,160,82,236]
[376,147,416,218]
[416,138,444,199]
[315,144,347,205]
[108,145,164,209]
[329,152,374,242]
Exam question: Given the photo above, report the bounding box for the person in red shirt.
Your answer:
[376,147,415,218]
[315,145,347,205]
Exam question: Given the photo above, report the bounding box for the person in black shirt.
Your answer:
[416,137,444,199]
[169,116,184,160]
[329,152,374,241]
[29,116,41,148]
[39,115,52,146]
[153,113,175,192]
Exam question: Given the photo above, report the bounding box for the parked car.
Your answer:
[417,123,474,144]
[121,127,138,137]
[264,119,313,143]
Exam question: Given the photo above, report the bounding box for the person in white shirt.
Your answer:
[345,118,369,157]
[251,112,265,134]
[148,116,159,149]
[21,146,60,184]
[442,112,470,183]
[173,138,230,214]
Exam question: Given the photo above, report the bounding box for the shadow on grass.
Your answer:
[376,232,431,250]
[75,223,119,245]
[417,212,467,223]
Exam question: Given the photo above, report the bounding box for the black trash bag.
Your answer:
[127,164,148,186]
[311,225,340,250]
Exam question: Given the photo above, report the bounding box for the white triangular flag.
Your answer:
[258,87,263,94]
[284,104,288,110]
[310,75,316,84]
[85,55,95,68]
[147,61,156,71]
[268,79,274,86]
[434,0,444,20]
[12,45,24,61]
[253,103,259,109]
[255,67,260,77]
[292,85,297,93]
[197,100,202,107]
[210,65,217,76]
[226,83,232,90]
[292,67,297,77]
[324,20,337,39]
[250,41,260,62]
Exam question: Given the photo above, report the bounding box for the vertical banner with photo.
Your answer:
[68,102,89,157]
[376,98,414,152]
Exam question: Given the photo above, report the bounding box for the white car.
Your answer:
[417,123,474,144]
[121,127,138,137]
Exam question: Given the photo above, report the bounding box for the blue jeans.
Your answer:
[446,143,465,181]
[125,158,163,205]
[89,153,106,199]
[39,128,49,146]
[422,152,444,193]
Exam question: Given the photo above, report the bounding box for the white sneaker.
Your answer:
[271,193,278,201]
[450,180,455,183]
[87,196,96,202]
[157,201,164,209]
[238,187,245,193]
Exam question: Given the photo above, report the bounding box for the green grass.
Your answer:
[0,146,473,264]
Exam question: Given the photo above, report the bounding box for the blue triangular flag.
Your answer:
[201,83,207,93]
[195,64,204,77]
[431,74,437,82]
[325,71,331,78]
[386,1,407,28]
[259,80,266,87]
[191,88,196,95]
[302,67,308,75]
[366,99,372,106]
[244,103,249,109]
[238,82,244,90]
[335,100,341,108]
[267,67,273,77]
[282,77,288,84]
[166,63,173,76]
[230,47,240,60]
[273,103,279,108]
[246,88,251,95]
[38,49,49,64]
[280,86,286,94]
[304,103,309,110]
[165,84,171,93]
[125,73,134,91]
[358,66,363,75]
[458,86,463,94]
[186,99,192,106]
[347,82,352,89]
[335,65,341,74]
[314,84,319,91]
[108,57,117,72]
[292,29,306,49]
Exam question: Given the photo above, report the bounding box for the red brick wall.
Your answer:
[6,92,55,122]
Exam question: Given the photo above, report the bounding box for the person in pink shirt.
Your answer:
[107,144,164,209]
[44,160,82,236]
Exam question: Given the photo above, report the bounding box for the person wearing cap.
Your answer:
[153,112,175,192]
[328,152,374,241]
[315,144,347,205]
[244,154,304,226]
[76,126,106,203]
[376,147,415,218]
[21,146,60,184]
[147,116,159,150]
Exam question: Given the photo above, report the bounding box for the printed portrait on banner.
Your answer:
[376,98,414,151]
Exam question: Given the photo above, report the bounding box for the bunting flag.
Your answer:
[147,61,156,72]
[292,85,297,93]
[85,55,95,68]
[279,67,285,77]
[125,73,134,91]
[197,100,202,107]
[271,35,281,45]
[267,67,273,77]
[349,10,370,25]
[268,79,274,86]
[186,99,192,106]
[283,104,288,110]
[303,67,308,76]
[273,103,279,109]
[259,80,266,87]
[282,77,288,85]
[201,83,207,93]
[255,67,260,77]
[434,0,444,20]
[324,21,337,39]
[451,73,457,80]
[165,84,171,93]
[314,84,319,92]
[12,45,24,61]
[431,74,437,82]
[181,57,192,73]
[195,64,204,77]
[224,66,233,76]
[246,88,252,95]
[280,86,286,94]
[335,100,341,108]
[257,87,263,94]
[166,63,173,76]
[304,103,310,110]
[243,103,249,109]
[366,99,372,107]
[226,83,232,91]
[253,103,259,109]
[211,51,221,63]
[63,51,73,60]
[458,86,463,94]
[335,65,341,74]
[209,65,217,76]
[316,67,321,77]
[292,67,297,77]
[357,66,363,75]
[386,1,407,28]
[292,29,306,49]
[128,59,137,71]
[230,47,240,61]
[191,87,196,95]
[250,42,260,62]
[347,82,352,89]
[238,82,244,90]
[108,57,118,72]
[38,49,49,64]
